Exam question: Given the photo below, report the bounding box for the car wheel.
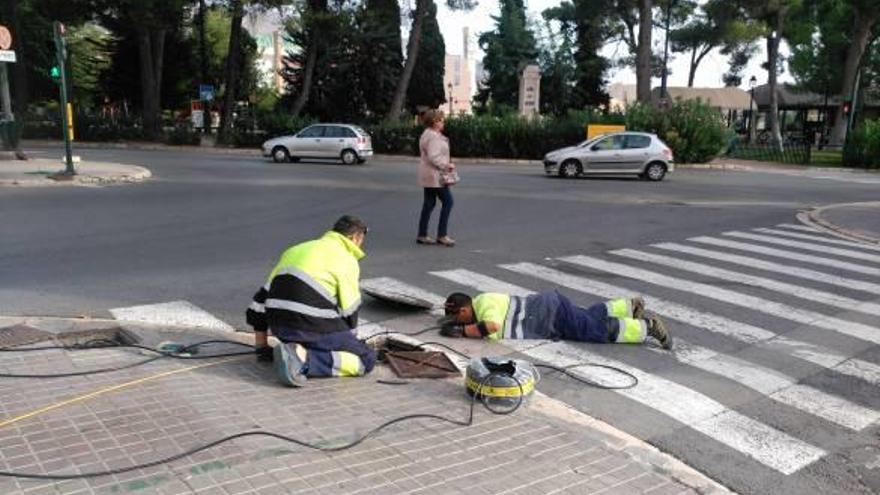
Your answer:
[559,159,582,178]
[272,146,290,163]
[341,149,358,165]
[643,162,667,181]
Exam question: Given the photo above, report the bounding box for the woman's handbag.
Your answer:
[441,169,460,186]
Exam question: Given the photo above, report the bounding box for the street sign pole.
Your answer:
[54,21,74,175]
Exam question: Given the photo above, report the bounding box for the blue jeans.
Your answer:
[553,293,612,343]
[418,186,454,237]
[272,326,377,377]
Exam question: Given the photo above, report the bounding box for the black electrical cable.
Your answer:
[0,340,256,378]
[0,372,518,481]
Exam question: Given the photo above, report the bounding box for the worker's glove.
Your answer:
[440,323,465,338]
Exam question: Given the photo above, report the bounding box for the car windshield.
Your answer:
[578,136,603,147]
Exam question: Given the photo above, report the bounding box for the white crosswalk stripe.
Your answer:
[611,248,880,316]
[653,242,880,296]
[724,231,880,264]
[690,236,880,277]
[776,223,821,233]
[754,227,880,252]
[646,339,880,430]
[506,340,827,475]
[501,262,880,384]
[561,255,880,345]
[430,269,535,296]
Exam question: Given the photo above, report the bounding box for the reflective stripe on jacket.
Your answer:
[246,231,365,334]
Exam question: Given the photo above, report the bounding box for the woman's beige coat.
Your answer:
[417,128,452,188]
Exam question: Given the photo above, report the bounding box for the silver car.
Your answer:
[543,132,674,181]
[262,124,373,165]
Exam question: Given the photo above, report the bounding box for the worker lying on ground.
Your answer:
[247,215,376,387]
[440,290,673,350]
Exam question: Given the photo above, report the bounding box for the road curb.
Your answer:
[798,202,880,245]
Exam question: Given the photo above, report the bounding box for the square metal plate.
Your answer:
[385,351,460,378]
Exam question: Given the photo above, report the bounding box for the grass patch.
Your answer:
[810,149,843,167]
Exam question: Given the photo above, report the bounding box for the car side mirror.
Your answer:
[590,145,600,152]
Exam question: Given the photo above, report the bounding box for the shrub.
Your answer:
[843,119,880,169]
[626,99,728,163]
[164,123,201,146]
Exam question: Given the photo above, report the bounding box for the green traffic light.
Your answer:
[50,66,60,79]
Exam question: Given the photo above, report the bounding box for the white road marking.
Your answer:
[611,249,880,316]
[724,231,880,264]
[109,300,235,332]
[754,228,880,252]
[776,224,820,233]
[511,340,826,475]
[502,262,774,343]
[653,242,880,296]
[690,236,880,277]
[561,255,880,345]
[647,340,880,431]
[429,269,535,296]
[502,262,880,384]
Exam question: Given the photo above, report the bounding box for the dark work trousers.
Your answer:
[418,186,454,238]
[272,326,377,377]
[552,293,613,343]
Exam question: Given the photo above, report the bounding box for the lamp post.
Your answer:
[447,82,454,114]
[748,75,757,143]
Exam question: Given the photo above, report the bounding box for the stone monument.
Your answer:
[518,64,541,117]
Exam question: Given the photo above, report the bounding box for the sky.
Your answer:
[434,0,794,91]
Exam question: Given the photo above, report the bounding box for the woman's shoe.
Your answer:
[416,236,436,245]
[437,236,456,247]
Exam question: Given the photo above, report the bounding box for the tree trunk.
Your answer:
[688,46,710,88]
[636,0,652,102]
[386,0,429,121]
[219,0,244,143]
[136,27,165,140]
[765,14,783,150]
[829,11,879,145]
[291,0,328,117]
[198,0,211,132]
[660,0,672,98]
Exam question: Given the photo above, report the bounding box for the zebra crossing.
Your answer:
[360,222,880,479]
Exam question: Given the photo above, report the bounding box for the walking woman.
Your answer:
[416,109,456,247]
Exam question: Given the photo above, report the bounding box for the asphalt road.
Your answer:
[2,146,879,494]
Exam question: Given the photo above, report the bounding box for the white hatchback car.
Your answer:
[262,124,373,165]
[543,132,674,181]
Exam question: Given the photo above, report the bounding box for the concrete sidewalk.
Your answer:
[0,158,150,187]
[804,202,880,244]
[0,316,730,495]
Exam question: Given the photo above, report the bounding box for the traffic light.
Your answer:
[842,101,851,115]
[50,65,60,80]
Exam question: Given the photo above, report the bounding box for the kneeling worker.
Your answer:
[247,215,376,386]
[441,290,673,350]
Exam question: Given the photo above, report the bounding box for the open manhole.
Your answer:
[0,324,53,348]
[53,326,141,349]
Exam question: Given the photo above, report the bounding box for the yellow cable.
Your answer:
[0,356,246,430]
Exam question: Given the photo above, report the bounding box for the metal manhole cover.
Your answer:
[385,351,460,378]
[0,324,53,348]
[53,326,141,348]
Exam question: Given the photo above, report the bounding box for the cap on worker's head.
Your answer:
[333,215,368,238]
[444,292,472,315]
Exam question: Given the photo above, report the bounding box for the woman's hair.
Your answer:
[420,109,445,128]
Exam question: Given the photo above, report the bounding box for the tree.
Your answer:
[406,0,446,112]
[218,0,244,143]
[385,0,475,120]
[607,0,657,102]
[540,2,578,115]
[571,0,613,108]
[475,0,539,110]
[289,0,329,117]
[831,1,879,144]
[636,0,652,102]
[670,0,760,87]
[358,0,403,117]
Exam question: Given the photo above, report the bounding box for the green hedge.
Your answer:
[843,119,880,169]
[626,100,727,163]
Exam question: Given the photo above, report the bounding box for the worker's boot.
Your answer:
[647,316,673,350]
[631,297,646,319]
[274,343,308,387]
